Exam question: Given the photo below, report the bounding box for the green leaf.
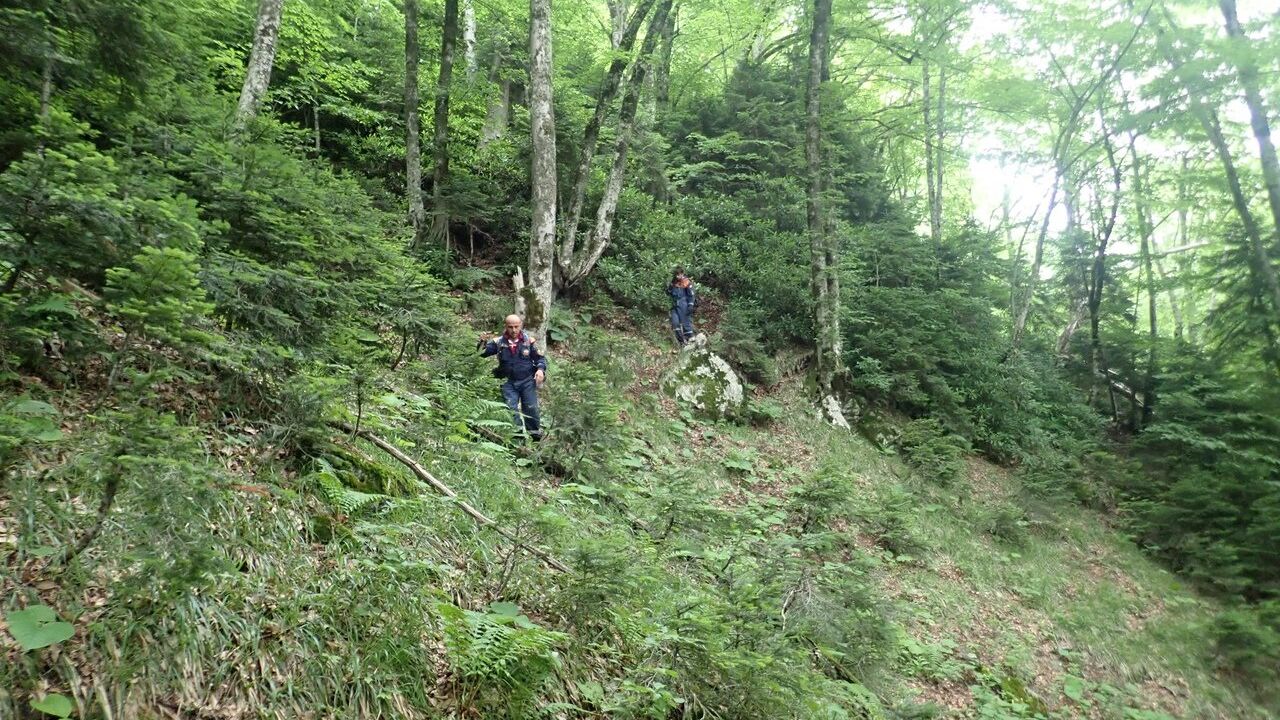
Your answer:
[6,605,75,651]
[488,601,521,617]
[34,428,63,442]
[9,399,57,416]
[1063,675,1086,702]
[31,693,73,717]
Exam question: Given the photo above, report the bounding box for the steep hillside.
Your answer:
[3,308,1272,719]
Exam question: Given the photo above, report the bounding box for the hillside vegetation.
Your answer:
[3,0,1280,717]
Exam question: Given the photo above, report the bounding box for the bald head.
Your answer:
[504,314,523,338]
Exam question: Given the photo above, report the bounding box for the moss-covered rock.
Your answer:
[661,333,745,420]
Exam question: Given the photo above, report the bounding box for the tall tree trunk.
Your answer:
[558,0,657,281]
[645,4,677,203]
[922,58,938,243]
[1129,135,1157,425]
[655,6,676,112]
[607,0,629,49]
[524,0,556,344]
[429,0,460,250]
[405,0,427,243]
[1156,8,1280,322]
[1011,175,1060,346]
[1219,0,1280,237]
[1086,118,1124,410]
[236,0,285,127]
[1151,235,1185,342]
[807,0,842,420]
[480,40,511,146]
[933,63,945,241]
[463,0,477,82]
[563,0,674,286]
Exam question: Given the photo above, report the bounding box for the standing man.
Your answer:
[666,267,697,346]
[479,314,548,440]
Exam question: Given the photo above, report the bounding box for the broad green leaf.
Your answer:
[31,693,74,717]
[6,605,75,651]
[488,601,521,617]
[1063,675,1086,702]
[9,399,57,416]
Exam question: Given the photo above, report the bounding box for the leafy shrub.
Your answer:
[543,363,626,480]
[898,418,969,485]
[714,301,781,386]
[106,247,215,348]
[745,397,784,427]
[856,484,927,558]
[970,500,1030,547]
[790,462,856,532]
[1209,602,1280,689]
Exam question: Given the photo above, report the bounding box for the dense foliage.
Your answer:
[2,0,1279,716]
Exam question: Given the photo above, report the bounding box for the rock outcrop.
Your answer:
[661,334,745,420]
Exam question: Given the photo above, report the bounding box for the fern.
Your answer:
[310,459,387,516]
[437,600,566,715]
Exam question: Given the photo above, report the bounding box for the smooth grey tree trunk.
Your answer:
[922,59,936,242]
[933,64,945,241]
[405,0,427,243]
[236,0,285,127]
[607,0,628,49]
[480,40,511,146]
[563,0,673,286]
[524,0,556,344]
[1219,0,1280,238]
[463,0,477,82]
[558,0,656,281]
[806,0,842,422]
[1128,134,1157,424]
[429,0,460,249]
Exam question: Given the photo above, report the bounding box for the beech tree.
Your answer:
[404,0,426,243]
[428,0,460,248]
[236,0,286,126]
[522,0,556,343]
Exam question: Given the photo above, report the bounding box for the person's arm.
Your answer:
[478,338,499,356]
[530,340,548,384]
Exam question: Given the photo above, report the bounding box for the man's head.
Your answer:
[504,314,523,338]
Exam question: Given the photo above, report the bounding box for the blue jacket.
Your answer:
[667,282,696,311]
[480,332,548,382]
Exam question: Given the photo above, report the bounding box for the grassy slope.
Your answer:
[1,315,1273,719]
[595,325,1268,718]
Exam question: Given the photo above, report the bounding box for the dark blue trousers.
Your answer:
[501,377,541,438]
[670,303,694,344]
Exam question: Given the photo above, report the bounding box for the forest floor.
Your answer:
[2,309,1274,719]
[595,321,1265,719]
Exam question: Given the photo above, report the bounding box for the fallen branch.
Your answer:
[329,421,572,574]
[468,422,650,534]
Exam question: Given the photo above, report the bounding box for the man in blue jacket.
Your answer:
[667,268,697,346]
[479,314,548,440]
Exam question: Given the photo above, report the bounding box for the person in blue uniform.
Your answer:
[667,268,697,346]
[479,314,548,440]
